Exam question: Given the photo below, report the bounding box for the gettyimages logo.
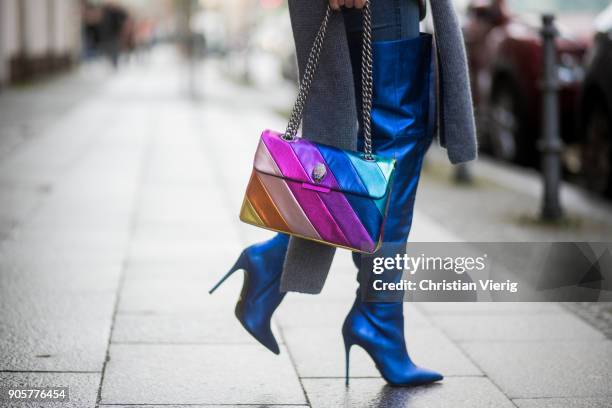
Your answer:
[372,253,488,275]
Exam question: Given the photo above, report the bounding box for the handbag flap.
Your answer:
[253,130,395,200]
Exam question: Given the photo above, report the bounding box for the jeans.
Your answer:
[343,0,420,41]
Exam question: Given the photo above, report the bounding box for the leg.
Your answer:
[345,0,433,299]
[342,0,443,386]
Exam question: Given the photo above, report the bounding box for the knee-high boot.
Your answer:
[343,33,443,386]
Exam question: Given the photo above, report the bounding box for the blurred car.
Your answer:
[579,4,612,197]
[464,0,609,165]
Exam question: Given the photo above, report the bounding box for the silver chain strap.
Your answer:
[360,1,374,160]
[283,2,374,161]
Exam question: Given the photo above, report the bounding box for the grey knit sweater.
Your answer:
[281,0,477,294]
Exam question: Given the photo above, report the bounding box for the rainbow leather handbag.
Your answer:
[240,3,396,254]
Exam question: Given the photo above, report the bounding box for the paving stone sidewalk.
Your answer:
[0,49,611,408]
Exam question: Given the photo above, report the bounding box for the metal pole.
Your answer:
[539,14,563,220]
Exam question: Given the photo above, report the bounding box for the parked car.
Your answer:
[580,4,612,197]
[463,0,609,165]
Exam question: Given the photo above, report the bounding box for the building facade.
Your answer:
[0,0,81,86]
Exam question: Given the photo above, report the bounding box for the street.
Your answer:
[1,47,612,407]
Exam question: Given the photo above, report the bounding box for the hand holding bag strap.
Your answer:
[283,2,375,161]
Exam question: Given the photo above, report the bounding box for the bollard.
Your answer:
[539,14,564,220]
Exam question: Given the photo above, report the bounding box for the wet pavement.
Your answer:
[1,48,611,407]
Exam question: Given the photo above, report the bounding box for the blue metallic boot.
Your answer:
[209,233,289,354]
[343,293,443,386]
[343,32,443,386]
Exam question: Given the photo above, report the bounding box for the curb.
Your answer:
[426,145,612,222]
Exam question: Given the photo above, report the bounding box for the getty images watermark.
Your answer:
[372,253,518,293]
[359,242,612,302]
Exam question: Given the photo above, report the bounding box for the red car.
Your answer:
[464,0,609,165]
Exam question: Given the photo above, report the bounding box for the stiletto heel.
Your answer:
[209,252,247,294]
[344,339,352,386]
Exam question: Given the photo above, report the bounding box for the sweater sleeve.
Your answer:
[429,0,478,164]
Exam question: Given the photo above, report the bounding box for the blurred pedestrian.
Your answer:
[99,2,129,68]
[212,0,477,387]
[82,2,103,59]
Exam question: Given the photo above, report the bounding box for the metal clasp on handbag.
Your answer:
[312,163,327,183]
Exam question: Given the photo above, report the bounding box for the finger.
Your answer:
[329,0,339,10]
[345,0,355,8]
[337,0,345,8]
[355,0,366,9]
